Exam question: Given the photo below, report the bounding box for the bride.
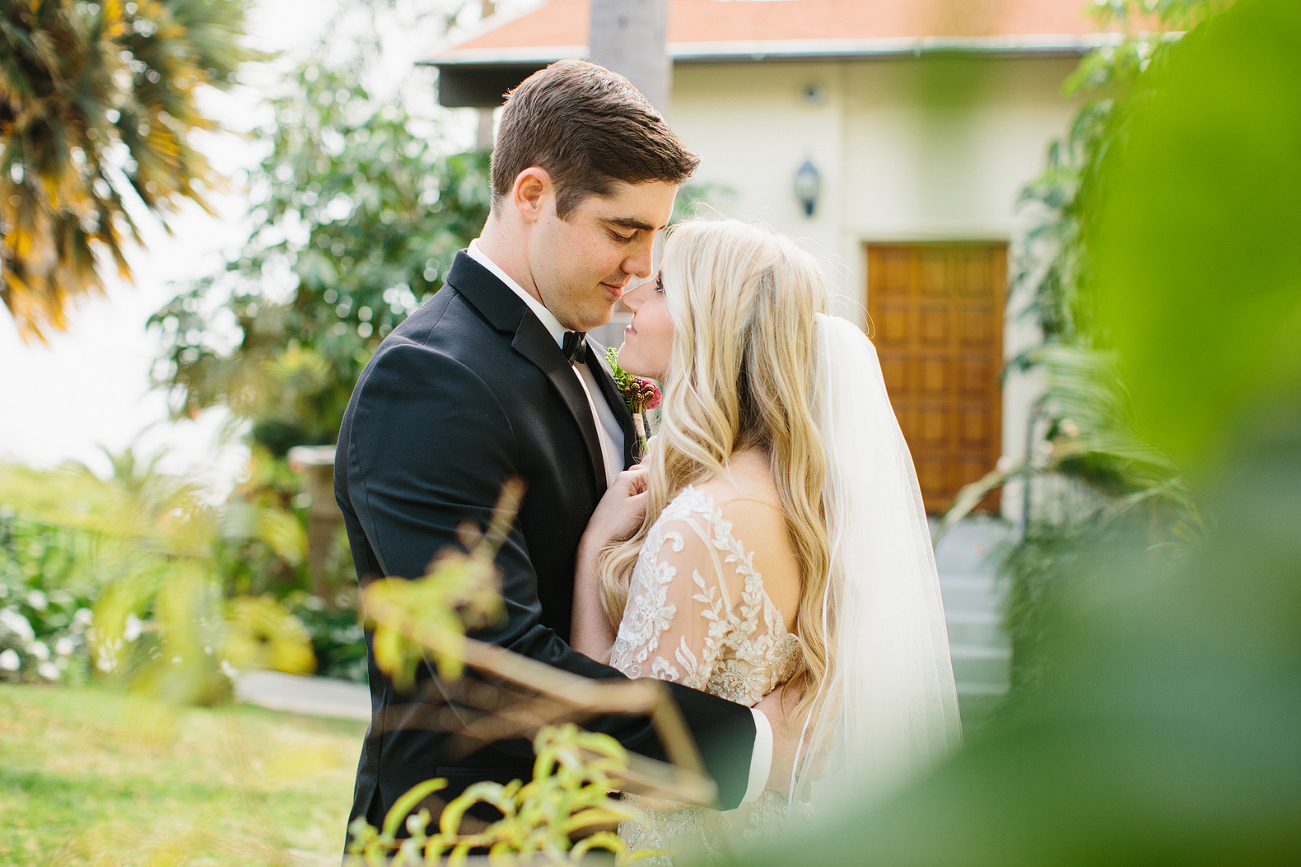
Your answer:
[570,219,962,862]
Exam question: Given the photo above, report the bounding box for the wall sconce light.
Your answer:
[794,159,821,217]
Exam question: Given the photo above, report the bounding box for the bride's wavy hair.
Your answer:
[599,218,832,715]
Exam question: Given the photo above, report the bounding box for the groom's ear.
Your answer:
[513,167,552,224]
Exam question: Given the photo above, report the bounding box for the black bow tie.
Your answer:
[562,331,588,365]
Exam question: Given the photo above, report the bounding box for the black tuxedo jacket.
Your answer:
[335,252,756,834]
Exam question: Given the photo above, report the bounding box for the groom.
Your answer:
[336,60,793,838]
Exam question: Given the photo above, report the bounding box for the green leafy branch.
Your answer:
[364,478,521,688]
[346,724,653,866]
[350,479,720,863]
[944,0,1222,539]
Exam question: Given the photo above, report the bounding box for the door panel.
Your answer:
[878,302,912,344]
[866,243,1006,514]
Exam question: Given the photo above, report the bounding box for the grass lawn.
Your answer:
[0,682,366,866]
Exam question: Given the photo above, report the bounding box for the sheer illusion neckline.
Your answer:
[608,482,802,706]
[610,483,804,863]
[676,484,798,641]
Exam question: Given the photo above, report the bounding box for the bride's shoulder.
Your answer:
[682,453,786,529]
[665,460,799,618]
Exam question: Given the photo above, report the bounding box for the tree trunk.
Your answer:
[588,0,670,114]
[476,0,498,148]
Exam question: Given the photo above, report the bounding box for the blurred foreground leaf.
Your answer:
[363,479,520,689]
[1091,0,1301,466]
[224,595,315,675]
[727,1,1301,863]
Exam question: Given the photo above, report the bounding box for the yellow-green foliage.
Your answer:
[365,479,522,688]
[224,595,316,675]
[353,478,660,864]
[0,457,316,689]
[345,724,648,867]
[0,457,214,555]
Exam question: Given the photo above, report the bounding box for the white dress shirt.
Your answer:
[465,240,772,804]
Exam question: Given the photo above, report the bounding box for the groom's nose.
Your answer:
[624,236,655,279]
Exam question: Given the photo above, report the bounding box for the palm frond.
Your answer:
[0,0,254,341]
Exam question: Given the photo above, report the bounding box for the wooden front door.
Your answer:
[866,243,1006,514]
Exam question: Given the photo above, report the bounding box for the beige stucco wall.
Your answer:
[667,55,1079,522]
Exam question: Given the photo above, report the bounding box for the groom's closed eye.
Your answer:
[603,217,656,244]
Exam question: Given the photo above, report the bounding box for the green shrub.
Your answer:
[288,591,368,683]
[0,514,97,683]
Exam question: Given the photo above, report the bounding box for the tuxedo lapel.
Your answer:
[511,320,608,493]
[444,251,611,490]
[587,346,639,468]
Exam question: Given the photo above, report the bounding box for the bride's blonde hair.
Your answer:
[599,218,832,714]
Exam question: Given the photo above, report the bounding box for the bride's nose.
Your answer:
[622,280,649,312]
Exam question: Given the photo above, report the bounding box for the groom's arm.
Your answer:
[343,340,758,808]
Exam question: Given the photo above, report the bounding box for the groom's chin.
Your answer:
[574,308,616,333]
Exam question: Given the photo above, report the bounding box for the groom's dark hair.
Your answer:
[490,59,700,219]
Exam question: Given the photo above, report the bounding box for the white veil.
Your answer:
[791,313,963,815]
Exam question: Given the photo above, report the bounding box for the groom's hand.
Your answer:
[756,680,809,794]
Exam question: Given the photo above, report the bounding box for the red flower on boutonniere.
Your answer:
[605,348,660,455]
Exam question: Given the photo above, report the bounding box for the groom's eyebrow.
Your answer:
[604,217,658,232]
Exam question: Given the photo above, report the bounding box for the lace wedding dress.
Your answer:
[609,485,801,864]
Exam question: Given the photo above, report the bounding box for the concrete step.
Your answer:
[939,574,1005,612]
[949,644,1012,688]
[943,610,1005,646]
[938,569,1001,589]
[957,691,1006,733]
[931,517,1014,574]
[958,681,1011,697]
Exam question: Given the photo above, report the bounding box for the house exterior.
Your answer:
[427,0,1132,718]
[428,0,1114,521]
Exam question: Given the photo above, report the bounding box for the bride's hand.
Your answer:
[581,465,649,554]
[571,465,648,661]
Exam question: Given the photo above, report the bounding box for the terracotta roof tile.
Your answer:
[439,0,1113,60]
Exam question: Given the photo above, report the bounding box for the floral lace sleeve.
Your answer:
[607,487,790,703]
[610,488,802,863]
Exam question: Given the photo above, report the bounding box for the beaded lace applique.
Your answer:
[610,486,801,864]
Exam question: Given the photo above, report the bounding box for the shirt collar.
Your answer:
[467,239,566,348]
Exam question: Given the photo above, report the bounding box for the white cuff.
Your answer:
[743,706,773,804]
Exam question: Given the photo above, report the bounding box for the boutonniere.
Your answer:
[605,347,662,455]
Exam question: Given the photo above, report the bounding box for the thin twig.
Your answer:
[364,592,717,806]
